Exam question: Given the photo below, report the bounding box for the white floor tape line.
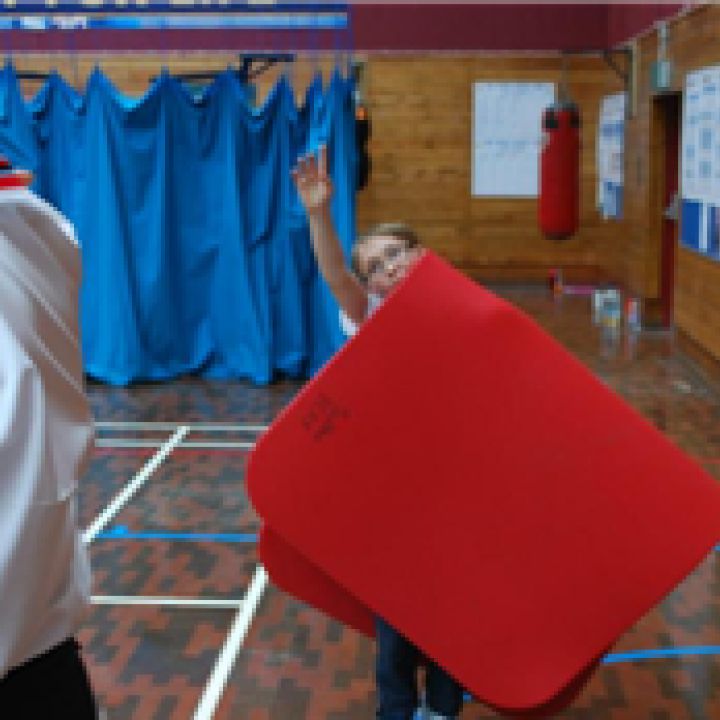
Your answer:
[95,421,269,432]
[95,439,255,450]
[91,596,244,610]
[82,426,189,544]
[193,565,269,720]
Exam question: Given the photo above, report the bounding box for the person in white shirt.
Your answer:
[0,169,97,718]
[292,146,464,720]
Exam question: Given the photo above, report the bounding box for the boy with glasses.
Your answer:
[292,146,464,720]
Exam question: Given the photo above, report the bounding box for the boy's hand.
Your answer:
[292,145,333,217]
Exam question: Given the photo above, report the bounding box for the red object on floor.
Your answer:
[248,251,720,714]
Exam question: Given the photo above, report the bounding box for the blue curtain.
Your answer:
[0,61,357,385]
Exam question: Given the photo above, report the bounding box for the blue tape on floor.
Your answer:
[602,646,720,663]
[97,525,257,543]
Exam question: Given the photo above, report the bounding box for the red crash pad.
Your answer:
[259,525,376,637]
[260,523,603,717]
[248,251,720,713]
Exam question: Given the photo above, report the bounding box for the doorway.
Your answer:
[650,92,681,328]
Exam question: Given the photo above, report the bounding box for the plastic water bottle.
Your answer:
[626,298,641,331]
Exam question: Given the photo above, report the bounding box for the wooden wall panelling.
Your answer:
[358,54,624,280]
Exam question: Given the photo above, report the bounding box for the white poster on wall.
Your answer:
[683,69,703,202]
[698,70,717,202]
[471,82,555,197]
[681,65,720,258]
[597,92,626,219]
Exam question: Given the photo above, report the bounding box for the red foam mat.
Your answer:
[260,525,375,637]
[260,523,604,716]
[249,251,720,713]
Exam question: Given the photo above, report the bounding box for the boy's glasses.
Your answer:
[365,243,410,280]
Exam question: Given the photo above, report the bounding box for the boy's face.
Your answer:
[357,234,422,297]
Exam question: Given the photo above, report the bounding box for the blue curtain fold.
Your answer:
[0,61,356,384]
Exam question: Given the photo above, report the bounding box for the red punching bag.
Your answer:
[539,103,580,240]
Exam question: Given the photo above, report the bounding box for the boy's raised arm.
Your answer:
[292,146,368,325]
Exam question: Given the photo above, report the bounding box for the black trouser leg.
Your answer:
[0,638,97,719]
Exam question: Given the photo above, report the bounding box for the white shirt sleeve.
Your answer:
[339,294,383,337]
